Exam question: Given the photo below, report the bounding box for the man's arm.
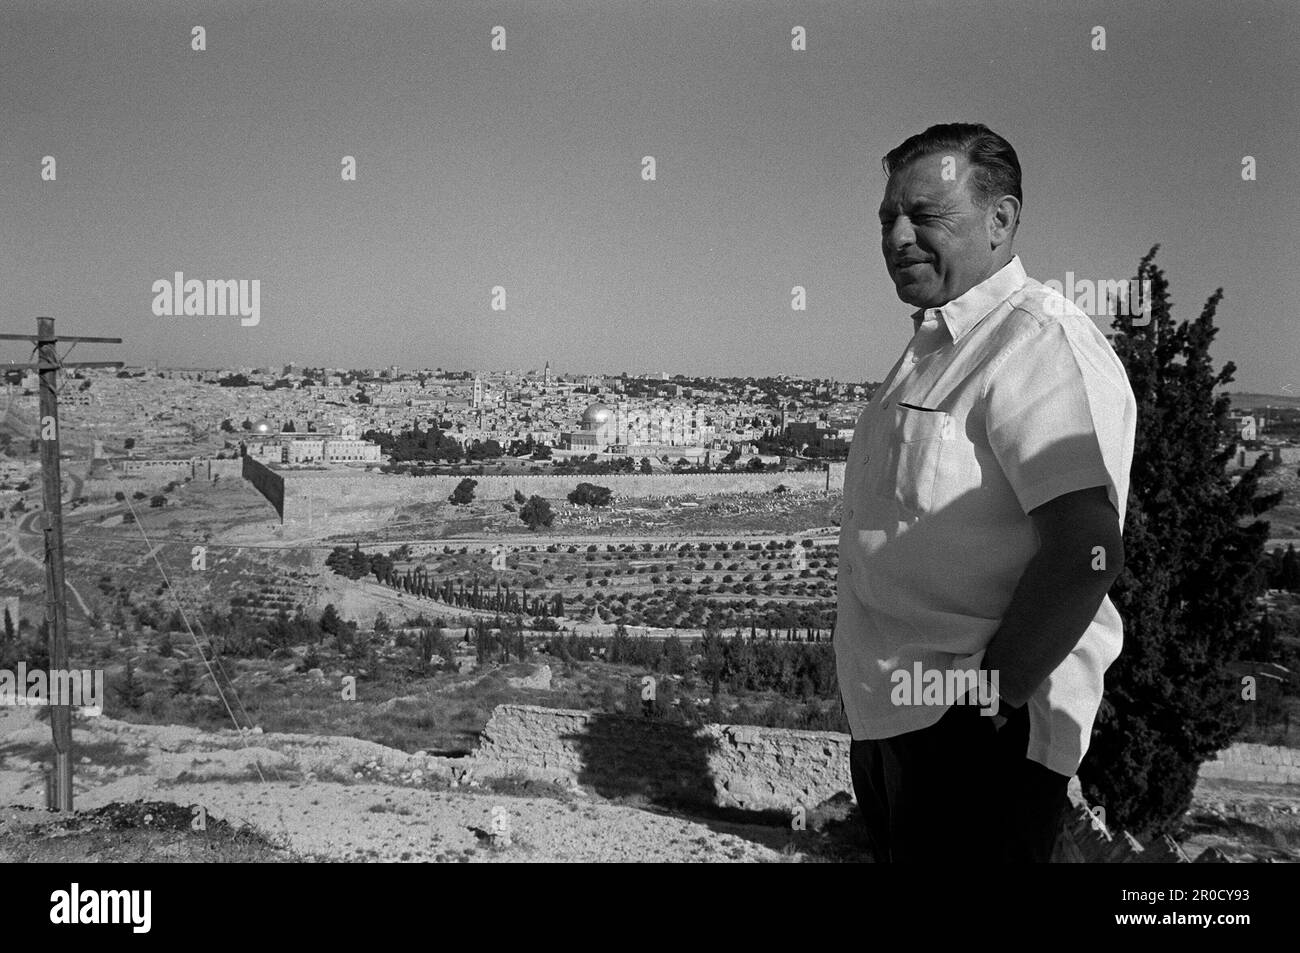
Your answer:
[981,484,1124,709]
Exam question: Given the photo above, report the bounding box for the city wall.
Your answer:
[243,454,285,521]
[272,462,847,534]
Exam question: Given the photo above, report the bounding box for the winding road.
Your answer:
[5,473,94,620]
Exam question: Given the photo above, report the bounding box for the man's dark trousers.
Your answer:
[849,701,1070,863]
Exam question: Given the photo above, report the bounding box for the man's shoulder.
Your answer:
[977,276,1133,399]
[1006,277,1085,330]
[989,277,1119,356]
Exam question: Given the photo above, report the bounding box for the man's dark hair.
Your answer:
[882,123,1022,220]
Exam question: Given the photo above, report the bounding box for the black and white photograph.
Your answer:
[0,0,1295,925]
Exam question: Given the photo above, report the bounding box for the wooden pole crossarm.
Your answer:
[1,361,125,370]
[0,333,123,344]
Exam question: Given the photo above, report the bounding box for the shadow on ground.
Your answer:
[564,712,873,861]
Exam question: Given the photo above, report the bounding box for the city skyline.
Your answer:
[3,0,1297,392]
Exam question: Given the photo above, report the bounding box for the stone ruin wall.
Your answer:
[469,704,1202,863]
[1198,743,1300,784]
[473,703,853,814]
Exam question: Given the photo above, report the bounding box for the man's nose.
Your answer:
[883,218,916,254]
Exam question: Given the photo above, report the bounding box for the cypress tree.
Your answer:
[1280,543,1300,591]
[115,659,146,711]
[1079,247,1281,836]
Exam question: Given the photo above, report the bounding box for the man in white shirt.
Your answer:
[835,123,1137,862]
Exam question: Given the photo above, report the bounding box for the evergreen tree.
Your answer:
[320,604,345,638]
[267,609,292,647]
[567,483,612,506]
[700,624,725,693]
[115,659,146,711]
[608,623,632,664]
[1280,543,1300,591]
[347,544,369,580]
[662,633,689,676]
[1080,248,1282,837]
[449,477,477,505]
[171,660,198,697]
[1264,547,1283,588]
[520,495,555,531]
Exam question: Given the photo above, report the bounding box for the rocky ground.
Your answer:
[1179,777,1300,862]
[2,705,1295,862]
[0,707,809,862]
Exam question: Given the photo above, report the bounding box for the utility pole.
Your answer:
[0,317,121,811]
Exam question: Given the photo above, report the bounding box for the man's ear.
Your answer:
[989,195,1020,247]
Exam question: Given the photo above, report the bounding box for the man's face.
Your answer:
[878,155,1001,309]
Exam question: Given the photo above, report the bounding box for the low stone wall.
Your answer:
[473,704,851,812]
[1198,743,1300,784]
[468,703,1223,861]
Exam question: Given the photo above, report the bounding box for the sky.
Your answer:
[2,0,1297,392]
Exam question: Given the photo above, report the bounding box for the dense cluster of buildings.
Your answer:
[2,361,1299,523]
[0,362,868,474]
[1226,409,1300,470]
[242,419,382,465]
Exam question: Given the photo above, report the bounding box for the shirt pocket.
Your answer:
[873,404,954,514]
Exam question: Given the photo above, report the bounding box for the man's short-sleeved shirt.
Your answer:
[834,255,1137,777]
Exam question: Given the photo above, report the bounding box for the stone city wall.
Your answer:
[272,462,847,533]
[242,454,285,521]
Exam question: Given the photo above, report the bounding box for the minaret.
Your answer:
[472,373,483,409]
[543,360,550,386]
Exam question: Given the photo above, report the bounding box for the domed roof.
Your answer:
[250,418,277,435]
[581,402,613,425]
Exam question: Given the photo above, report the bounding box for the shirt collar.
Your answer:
[910,255,1028,343]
